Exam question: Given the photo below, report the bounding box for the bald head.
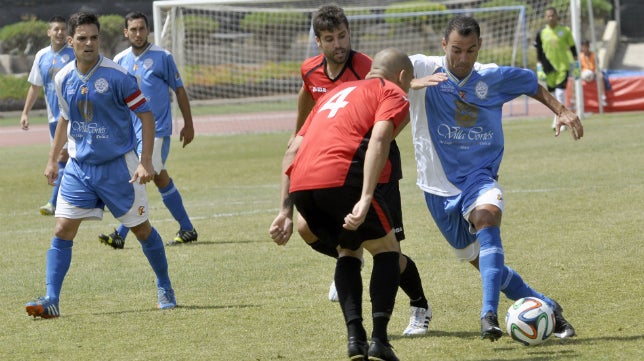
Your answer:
[366,48,414,91]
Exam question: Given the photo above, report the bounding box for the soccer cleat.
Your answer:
[367,338,399,361]
[157,287,176,310]
[39,202,55,216]
[167,229,198,246]
[328,280,339,302]
[480,311,503,342]
[98,229,125,249]
[402,305,432,336]
[347,336,368,361]
[552,301,576,338]
[25,297,59,319]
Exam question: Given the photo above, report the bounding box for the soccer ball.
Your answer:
[581,69,595,82]
[505,297,555,346]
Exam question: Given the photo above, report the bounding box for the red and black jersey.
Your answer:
[288,78,409,193]
[300,50,372,102]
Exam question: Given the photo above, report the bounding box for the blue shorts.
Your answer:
[137,136,171,174]
[56,151,149,227]
[424,179,504,250]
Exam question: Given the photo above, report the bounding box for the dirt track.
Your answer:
[0,97,554,148]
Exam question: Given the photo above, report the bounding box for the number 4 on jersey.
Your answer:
[318,86,357,118]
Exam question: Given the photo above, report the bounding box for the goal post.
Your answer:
[151,1,528,109]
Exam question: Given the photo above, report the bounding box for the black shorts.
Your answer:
[377,181,405,241]
[291,185,394,251]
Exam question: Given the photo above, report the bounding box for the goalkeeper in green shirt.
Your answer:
[535,7,578,130]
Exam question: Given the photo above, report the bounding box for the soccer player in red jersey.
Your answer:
[289,4,433,337]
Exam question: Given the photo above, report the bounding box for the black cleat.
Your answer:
[347,336,368,360]
[167,229,198,246]
[367,338,399,361]
[480,311,503,342]
[98,229,125,249]
[552,301,576,338]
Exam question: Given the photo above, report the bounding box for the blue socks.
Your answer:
[477,226,504,318]
[45,237,73,302]
[500,266,554,309]
[160,179,193,231]
[479,226,555,316]
[138,227,172,290]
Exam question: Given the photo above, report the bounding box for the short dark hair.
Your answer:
[68,12,100,36]
[311,3,349,38]
[125,11,148,29]
[444,16,480,41]
[545,7,558,16]
[48,16,66,24]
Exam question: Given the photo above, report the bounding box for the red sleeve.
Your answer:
[373,81,409,131]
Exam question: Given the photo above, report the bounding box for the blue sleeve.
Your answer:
[163,53,183,91]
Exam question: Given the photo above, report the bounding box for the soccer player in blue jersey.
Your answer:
[99,12,197,248]
[25,12,176,319]
[408,16,581,341]
[21,16,75,216]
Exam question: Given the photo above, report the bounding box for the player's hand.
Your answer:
[269,213,293,245]
[554,109,584,140]
[179,125,195,148]
[130,161,154,184]
[44,162,59,186]
[411,73,448,90]
[343,197,371,230]
[572,61,581,80]
[20,114,29,130]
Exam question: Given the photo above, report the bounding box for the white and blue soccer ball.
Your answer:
[505,297,555,346]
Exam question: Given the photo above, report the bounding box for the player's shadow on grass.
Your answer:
[92,304,259,316]
[166,239,267,246]
[389,329,479,341]
[167,304,259,311]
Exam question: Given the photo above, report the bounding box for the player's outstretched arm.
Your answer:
[344,120,393,231]
[44,117,68,185]
[531,85,584,140]
[20,84,43,130]
[270,135,301,245]
[175,86,195,148]
[131,111,155,184]
[288,87,316,148]
[410,72,448,90]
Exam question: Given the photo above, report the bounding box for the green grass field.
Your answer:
[0,111,642,360]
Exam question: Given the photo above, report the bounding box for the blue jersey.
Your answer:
[409,55,538,196]
[114,44,184,138]
[55,55,150,164]
[27,45,75,123]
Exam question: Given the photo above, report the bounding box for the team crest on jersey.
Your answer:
[475,81,488,100]
[94,78,109,94]
[61,54,70,63]
[143,58,154,70]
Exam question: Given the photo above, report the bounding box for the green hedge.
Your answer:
[0,20,49,55]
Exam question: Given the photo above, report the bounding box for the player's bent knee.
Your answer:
[130,220,152,240]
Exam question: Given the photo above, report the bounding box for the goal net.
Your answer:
[152,0,531,107]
